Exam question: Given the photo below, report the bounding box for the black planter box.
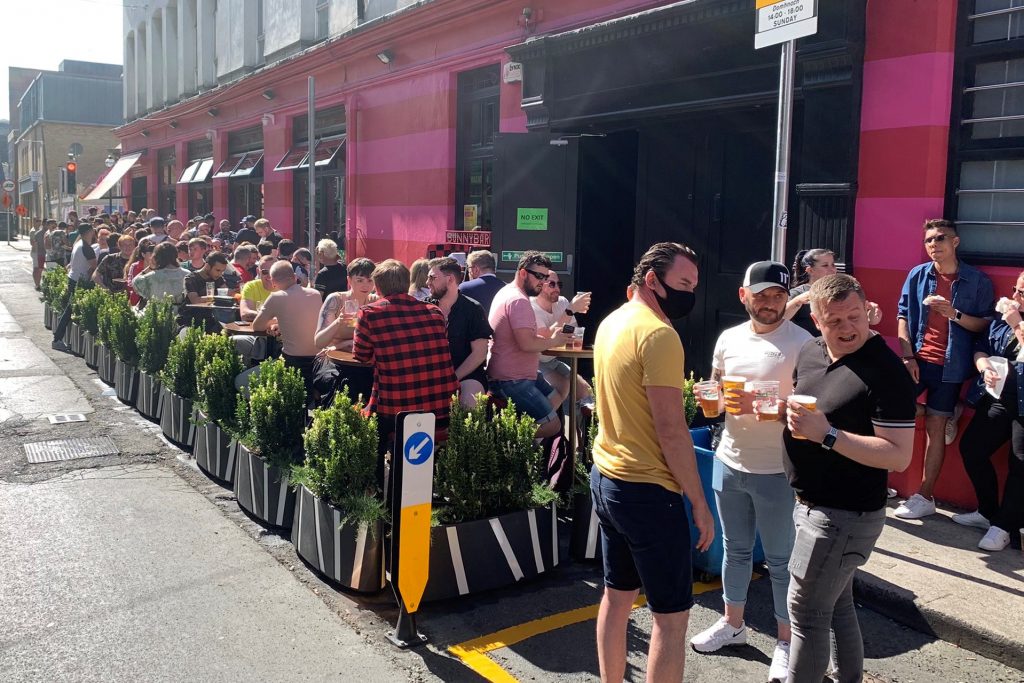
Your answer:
[421,503,559,603]
[70,322,86,357]
[570,492,602,562]
[233,444,296,530]
[43,302,52,330]
[136,370,163,421]
[194,415,236,485]
[97,344,116,385]
[114,359,140,406]
[291,485,385,593]
[63,321,73,351]
[159,386,195,450]
[83,331,99,369]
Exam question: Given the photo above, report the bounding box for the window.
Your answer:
[455,65,500,230]
[951,0,1024,261]
[316,0,329,40]
[256,0,265,65]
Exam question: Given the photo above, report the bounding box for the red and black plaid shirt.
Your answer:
[352,294,458,423]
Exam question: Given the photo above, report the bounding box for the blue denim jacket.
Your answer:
[966,319,1024,414]
[897,260,994,383]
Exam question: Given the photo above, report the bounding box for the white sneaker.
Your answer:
[978,526,1010,552]
[894,493,936,519]
[951,510,990,530]
[886,487,898,498]
[945,403,964,445]
[767,640,790,682]
[690,618,747,653]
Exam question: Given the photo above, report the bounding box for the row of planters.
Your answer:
[38,279,563,601]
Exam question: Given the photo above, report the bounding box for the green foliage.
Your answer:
[161,326,204,400]
[434,395,544,524]
[683,371,699,427]
[137,299,179,375]
[40,266,67,307]
[71,286,108,336]
[194,333,244,435]
[292,390,384,531]
[105,293,140,366]
[235,358,306,469]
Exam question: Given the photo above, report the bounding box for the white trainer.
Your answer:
[951,510,990,530]
[690,617,747,653]
[945,403,964,445]
[767,640,790,682]
[978,526,1010,552]
[894,493,936,519]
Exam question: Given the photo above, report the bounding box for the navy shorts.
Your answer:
[915,359,961,417]
[490,373,558,425]
[590,467,694,614]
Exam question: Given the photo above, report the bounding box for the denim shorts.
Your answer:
[915,359,961,416]
[590,467,694,614]
[490,373,558,425]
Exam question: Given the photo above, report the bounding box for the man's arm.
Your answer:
[787,408,914,472]
[352,310,374,364]
[647,385,714,551]
[513,326,571,352]
[897,317,920,383]
[454,338,488,380]
[251,295,275,332]
[239,290,259,321]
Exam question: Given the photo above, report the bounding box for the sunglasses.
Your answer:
[426,274,449,282]
[523,268,550,281]
[545,280,562,288]
[1014,287,1024,297]
[260,269,271,275]
[924,234,949,245]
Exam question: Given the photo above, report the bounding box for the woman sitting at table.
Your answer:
[311,257,377,408]
[132,242,189,310]
[124,241,155,306]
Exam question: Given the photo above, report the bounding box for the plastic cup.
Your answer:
[789,394,818,438]
[216,287,228,297]
[751,380,780,419]
[694,381,721,418]
[722,376,747,415]
[571,327,585,349]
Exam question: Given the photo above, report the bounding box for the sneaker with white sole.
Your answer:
[51,339,69,352]
[690,618,747,653]
[894,493,936,519]
[945,403,964,445]
[767,640,790,682]
[978,525,1010,552]
[951,510,990,530]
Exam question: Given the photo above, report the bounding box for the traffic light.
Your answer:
[65,161,77,194]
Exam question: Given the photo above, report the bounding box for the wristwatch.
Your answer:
[563,308,575,317]
[821,426,839,451]
[952,309,963,322]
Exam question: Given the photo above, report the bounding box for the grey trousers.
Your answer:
[786,503,885,683]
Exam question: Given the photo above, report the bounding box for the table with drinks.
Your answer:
[543,334,591,459]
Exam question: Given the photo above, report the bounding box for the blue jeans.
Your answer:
[714,461,795,624]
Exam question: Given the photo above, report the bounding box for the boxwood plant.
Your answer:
[137,299,179,376]
[160,326,204,401]
[194,333,244,435]
[235,358,306,469]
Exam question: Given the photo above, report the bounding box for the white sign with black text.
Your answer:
[755,0,818,49]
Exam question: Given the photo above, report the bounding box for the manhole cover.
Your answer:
[23,437,118,463]
[46,413,88,424]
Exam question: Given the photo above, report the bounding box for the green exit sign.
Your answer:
[501,250,564,264]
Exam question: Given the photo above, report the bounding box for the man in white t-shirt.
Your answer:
[690,261,811,683]
[52,223,98,351]
[531,274,593,408]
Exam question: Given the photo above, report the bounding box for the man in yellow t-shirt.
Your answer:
[591,241,714,683]
[240,255,276,321]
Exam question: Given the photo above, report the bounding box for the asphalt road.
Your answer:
[1,243,1021,683]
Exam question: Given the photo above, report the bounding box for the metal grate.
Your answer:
[23,437,118,464]
[46,414,87,424]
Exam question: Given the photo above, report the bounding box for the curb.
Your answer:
[853,571,1024,672]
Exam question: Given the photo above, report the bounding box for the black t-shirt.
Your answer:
[788,283,819,337]
[314,263,348,300]
[235,227,260,246]
[783,335,916,512]
[432,293,492,386]
[181,270,227,331]
[265,230,284,248]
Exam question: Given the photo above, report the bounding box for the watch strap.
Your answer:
[822,426,839,451]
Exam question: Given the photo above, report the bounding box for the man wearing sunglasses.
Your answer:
[532,274,594,409]
[895,218,994,520]
[488,251,573,439]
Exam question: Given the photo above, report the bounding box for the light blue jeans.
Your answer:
[714,460,796,624]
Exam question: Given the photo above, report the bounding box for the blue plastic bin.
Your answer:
[686,427,765,578]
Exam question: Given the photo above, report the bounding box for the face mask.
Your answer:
[655,275,696,320]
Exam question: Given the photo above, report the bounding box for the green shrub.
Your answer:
[235,358,306,469]
[137,299,179,375]
[292,390,384,530]
[161,326,204,400]
[105,294,139,365]
[683,371,699,427]
[434,395,545,524]
[194,333,244,435]
[71,286,108,336]
[40,266,67,308]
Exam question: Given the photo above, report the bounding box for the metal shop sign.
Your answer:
[501,250,564,264]
[445,230,492,247]
[755,0,818,49]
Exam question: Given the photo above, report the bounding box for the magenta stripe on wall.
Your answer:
[355,205,453,242]
[354,130,456,175]
[860,53,956,132]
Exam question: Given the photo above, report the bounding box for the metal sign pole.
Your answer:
[770,39,795,264]
[307,77,317,274]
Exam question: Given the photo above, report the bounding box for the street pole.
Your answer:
[308,76,317,274]
[770,40,795,264]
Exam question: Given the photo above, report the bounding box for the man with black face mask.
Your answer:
[589,242,713,683]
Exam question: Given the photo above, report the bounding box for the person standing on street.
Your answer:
[52,223,98,351]
[590,241,713,683]
[895,219,993,520]
[783,273,915,682]
[689,261,810,682]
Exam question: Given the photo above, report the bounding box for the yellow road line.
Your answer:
[448,579,722,682]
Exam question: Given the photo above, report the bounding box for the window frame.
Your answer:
[454,64,501,232]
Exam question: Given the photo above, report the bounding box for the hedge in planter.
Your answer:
[72,286,108,368]
[136,299,178,421]
[159,326,204,448]
[193,333,244,484]
[233,358,306,528]
[107,294,141,405]
[291,391,385,592]
[424,396,560,602]
[65,285,91,356]
[95,293,124,385]
[40,266,67,330]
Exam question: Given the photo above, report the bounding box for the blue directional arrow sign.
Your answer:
[403,431,433,466]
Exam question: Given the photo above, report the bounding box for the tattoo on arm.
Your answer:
[318,295,340,332]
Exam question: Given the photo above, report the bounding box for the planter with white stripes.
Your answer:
[159,386,196,450]
[43,303,52,330]
[114,359,140,406]
[83,332,99,369]
[291,485,384,593]
[97,343,116,385]
[136,371,163,422]
[570,492,602,562]
[233,444,296,530]
[194,415,236,485]
[422,503,559,603]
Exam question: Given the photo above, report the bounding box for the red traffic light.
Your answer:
[66,162,77,173]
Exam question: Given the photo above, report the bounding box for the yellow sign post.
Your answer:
[387,411,436,648]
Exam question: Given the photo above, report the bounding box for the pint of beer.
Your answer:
[695,381,721,419]
[721,376,747,415]
[788,394,818,439]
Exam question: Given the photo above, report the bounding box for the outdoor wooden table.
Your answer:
[543,345,594,459]
[221,321,267,336]
[185,301,239,310]
[325,348,370,367]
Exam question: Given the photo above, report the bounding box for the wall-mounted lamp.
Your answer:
[207,107,219,117]
[261,113,276,127]
[205,129,216,141]
[168,120,179,129]
[376,49,395,64]
[104,153,117,169]
[262,89,274,100]
[140,129,150,137]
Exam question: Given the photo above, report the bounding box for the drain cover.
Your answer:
[23,437,118,463]
[46,414,88,424]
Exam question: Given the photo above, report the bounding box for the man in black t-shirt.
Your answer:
[782,274,915,683]
[181,252,229,333]
[254,218,284,248]
[313,239,347,300]
[235,215,260,247]
[427,257,492,407]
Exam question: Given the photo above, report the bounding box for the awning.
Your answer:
[82,152,142,201]
[274,136,345,171]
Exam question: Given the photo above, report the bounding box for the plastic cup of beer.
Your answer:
[722,376,747,414]
[695,381,721,419]
[342,299,359,325]
[751,380,781,420]
[789,394,818,438]
[205,282,215,298]
[571,327,585,349]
